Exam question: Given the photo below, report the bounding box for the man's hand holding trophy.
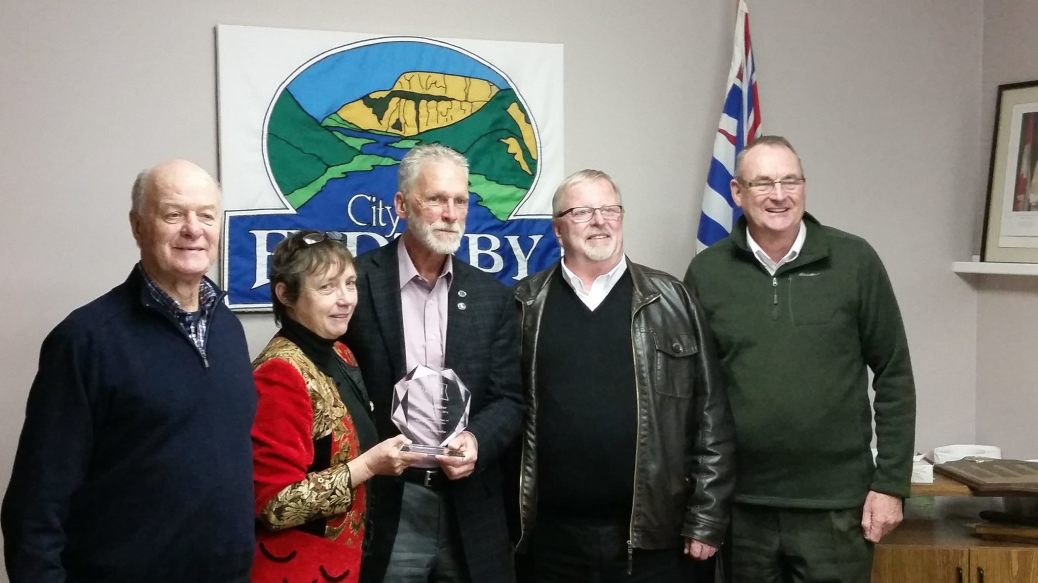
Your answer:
[392,365,477,479]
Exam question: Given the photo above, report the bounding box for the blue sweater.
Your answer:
[2,269,257,583]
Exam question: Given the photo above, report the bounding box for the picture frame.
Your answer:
[982,80,1038,263]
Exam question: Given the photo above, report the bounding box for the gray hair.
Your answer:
[131,169,149,214]
[734,135,804,181]
[551,169,623,215]
[397,143,469,198]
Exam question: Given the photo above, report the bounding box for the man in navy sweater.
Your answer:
[2,159,257,582]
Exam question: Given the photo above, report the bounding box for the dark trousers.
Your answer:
[383,482,470,583]
[516,517,700,583]
[730,503,874,583]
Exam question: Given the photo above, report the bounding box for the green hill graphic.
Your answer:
[266,83,537,220]
[415,89,536,189]
[267,90,361,197]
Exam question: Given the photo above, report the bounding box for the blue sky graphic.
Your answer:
[287,41,511,121]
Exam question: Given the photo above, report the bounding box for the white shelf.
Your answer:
[952,261,1038,276]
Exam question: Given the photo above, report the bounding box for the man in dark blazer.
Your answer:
[344,144,524,583]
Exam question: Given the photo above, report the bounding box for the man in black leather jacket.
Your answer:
[513,169,735,582]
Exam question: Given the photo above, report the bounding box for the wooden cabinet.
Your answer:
[872,544,966,582]
[872,514,1038,582]
[972,548,1038,582]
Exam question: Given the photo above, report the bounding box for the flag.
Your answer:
[696,0,762,252]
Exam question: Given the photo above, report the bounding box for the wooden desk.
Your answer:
[911,473,973,497]
[911,471,1038,498]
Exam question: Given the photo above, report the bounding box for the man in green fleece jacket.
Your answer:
[684,135,915,583]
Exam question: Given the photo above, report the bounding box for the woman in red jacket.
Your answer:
[250,230,420,583]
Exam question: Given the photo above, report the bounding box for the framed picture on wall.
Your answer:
[982,80,1038,262]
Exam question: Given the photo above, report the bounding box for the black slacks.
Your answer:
[517,517,709,583]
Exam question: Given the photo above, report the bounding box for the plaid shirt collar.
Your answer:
[137,263,221,359]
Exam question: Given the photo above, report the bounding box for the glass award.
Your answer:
[391,365,471,457]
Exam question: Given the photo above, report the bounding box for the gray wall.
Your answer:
[976,1,1038,459]
[2,0,1026,576]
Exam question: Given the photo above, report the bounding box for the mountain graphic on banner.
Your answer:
[267,72,536,221]
[329,71,500,136]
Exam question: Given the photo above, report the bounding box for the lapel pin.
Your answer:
[457,302,467,311]
[457,289,467,298]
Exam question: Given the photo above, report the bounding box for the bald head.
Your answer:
[131,159,220,216]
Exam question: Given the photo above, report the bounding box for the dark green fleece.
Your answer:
[684,213,915,508]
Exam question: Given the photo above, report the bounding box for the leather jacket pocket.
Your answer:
[651,330,697,397]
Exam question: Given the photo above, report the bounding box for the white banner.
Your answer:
[216,25,564,309]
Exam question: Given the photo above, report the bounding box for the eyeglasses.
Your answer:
[739,177,806,196]
[554,205,624,223]
[290,231,348,260]
[301,231,346,245]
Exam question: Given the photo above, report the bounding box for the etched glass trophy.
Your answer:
[391,365,471,456]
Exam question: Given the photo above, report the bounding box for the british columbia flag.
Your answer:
[696,0,762,251]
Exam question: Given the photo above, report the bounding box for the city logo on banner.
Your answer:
[221,34,559,310]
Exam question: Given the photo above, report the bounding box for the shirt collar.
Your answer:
[137,262,219,315]
[746,221,807,275]
[397,241,453,289]
[559,255,628,296]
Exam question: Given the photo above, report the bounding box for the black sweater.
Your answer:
[536,270,636,521]
[2,269,257,582]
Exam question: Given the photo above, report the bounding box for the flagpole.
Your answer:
[739,0,749,150]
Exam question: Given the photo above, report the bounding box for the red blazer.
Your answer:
[251,336,367,583]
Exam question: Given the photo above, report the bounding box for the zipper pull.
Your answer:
[772,276,778,305]
[627,539,633,575]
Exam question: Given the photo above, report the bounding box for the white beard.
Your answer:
[409,216,464,255]
[581,235,616,262]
